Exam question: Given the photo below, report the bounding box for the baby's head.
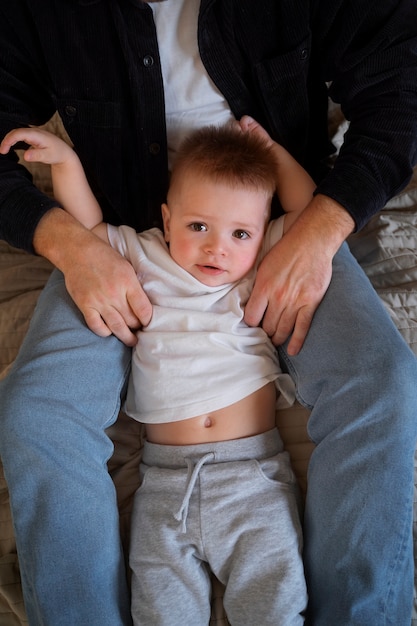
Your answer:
[168,124,277,200]
[162,125,278,286]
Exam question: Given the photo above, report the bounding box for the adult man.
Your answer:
[0,1,417,624]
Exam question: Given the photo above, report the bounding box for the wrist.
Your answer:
[33,207,97,270]
[293,194,355,257]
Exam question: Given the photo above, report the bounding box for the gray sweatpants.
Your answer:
[130,429,307,625]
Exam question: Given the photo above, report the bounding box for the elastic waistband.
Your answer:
[142,428,283,468]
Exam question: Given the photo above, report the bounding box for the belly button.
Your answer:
[204,417,213,428]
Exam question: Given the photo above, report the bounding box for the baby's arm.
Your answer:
[238,116,316,232]
[0,127,106,235]
[270,142,316,230]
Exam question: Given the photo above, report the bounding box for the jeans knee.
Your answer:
[381,342,417,404]
[0,372,36,459]
[368,343,417,451]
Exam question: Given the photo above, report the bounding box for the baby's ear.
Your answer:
[161,203,170,242]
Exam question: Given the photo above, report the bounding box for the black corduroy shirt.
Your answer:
[1,0,417,252]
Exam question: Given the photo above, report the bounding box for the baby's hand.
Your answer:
[237,115,276,148]
[0,127,73,166]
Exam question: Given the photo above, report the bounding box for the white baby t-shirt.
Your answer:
[108,218,295,424]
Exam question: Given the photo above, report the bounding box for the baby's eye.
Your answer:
[189,222,207,232]
[233,229,250,240]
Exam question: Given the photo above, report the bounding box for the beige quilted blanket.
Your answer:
[1,113,417,625]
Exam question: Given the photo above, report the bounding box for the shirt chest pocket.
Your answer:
[253,35,311,158]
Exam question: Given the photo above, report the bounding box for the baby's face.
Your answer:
[161,175,269,286]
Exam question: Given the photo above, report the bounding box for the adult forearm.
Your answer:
[287,194,355,257]
[0,171,60,252]
[317,96,417,231]
[313,0,417,229]
[33,208,101,270]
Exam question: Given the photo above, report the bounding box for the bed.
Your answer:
[1,110,417,625]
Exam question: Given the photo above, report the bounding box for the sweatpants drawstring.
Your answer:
[174,452,215,533]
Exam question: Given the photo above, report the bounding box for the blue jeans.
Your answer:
[1,244,416,625]
[278,244,417,625]
[0,270,132,626]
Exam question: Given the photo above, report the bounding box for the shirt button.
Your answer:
[64,105,77,117]
[143,55,154,67]
[300,48,308,60]
[149,142,160,155]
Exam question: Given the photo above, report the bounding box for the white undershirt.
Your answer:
[150,0,235,167]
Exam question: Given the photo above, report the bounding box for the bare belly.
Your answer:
[145,381,277,445]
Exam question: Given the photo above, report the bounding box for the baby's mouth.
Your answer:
[197,263,225,275]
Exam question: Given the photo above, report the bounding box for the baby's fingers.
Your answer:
[0,129,29,153]
[21,146,47,163]
[0,128,46,155]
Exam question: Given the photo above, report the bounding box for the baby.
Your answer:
[1,118,315,625]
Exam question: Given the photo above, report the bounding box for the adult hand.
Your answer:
[244,194,355,355]
[34,209,152,346]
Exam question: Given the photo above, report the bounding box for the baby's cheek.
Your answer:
[169,239,195,269]
[240,252,258,274]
